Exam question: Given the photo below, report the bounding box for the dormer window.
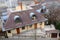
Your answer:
[14,15,22,23]
[32,15,37,20]
[41,6,46,13]
[30,12,37,20]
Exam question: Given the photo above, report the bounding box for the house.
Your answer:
[46,30,60,38]
[1,8,47,38]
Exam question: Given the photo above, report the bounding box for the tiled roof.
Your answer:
[3,9,46,31]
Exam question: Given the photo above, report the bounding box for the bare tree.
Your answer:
[44,2,60,24]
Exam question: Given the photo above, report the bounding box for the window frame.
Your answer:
[8,30,11,33]
[40,22,42,25]
[31,14,37,20]
[29,24,32,28]
[22,27,25,30]
[14,16,22,23]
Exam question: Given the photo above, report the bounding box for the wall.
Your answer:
[6,22,45,37]
[6,31,12,37]
[41,22,45,29]
[20,26,27,33]
[11,29,17,34]
[28,24,35,30]
[16,4,27,10]
[37,22,45,29]
[37,23,40,28]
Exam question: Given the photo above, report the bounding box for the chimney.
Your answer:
[34,0,40,4]
[18,1,22,10]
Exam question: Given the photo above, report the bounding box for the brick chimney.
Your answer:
[34,0,40,4]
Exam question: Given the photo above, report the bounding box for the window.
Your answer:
[22,27,25,30]
[41,8,44,13]
[30,12,37,20]
[41,6,46,13]
[41,8,46,13]
[40,22,42,25]
[15,18,21,23]
[29,25,32,28]
[32,15,37,20]
[51,33,57,38]
[14,16,22,23]
[8,30,11,33]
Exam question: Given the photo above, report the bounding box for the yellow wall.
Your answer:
[41,22,45,29]
[11,29,17,34]
[20,26,27,33]
[37,22,45,29]
[6,31,12,37]
[16,5,27,10]
[7,22,45,37]
[37,23,40,28]
[27,24,35,30]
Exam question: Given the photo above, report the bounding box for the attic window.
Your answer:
[41,6,46,13]
[32,15,37,20]
[40,8,46,13]
[14,15,22,23]
[30,12,37,20]
[29,24,32,28]
[8,30,11,33]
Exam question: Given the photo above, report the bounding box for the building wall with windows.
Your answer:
[20,26,28,33]
[6,31,12,37]
[6,22,45,37]
[16,5,27,10]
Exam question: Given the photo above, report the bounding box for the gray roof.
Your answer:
[3,9,46,31]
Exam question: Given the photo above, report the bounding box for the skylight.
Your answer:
[14,15,22,23]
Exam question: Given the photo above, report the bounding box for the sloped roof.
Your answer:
[31,3,41,10]
[3,9,46,31]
